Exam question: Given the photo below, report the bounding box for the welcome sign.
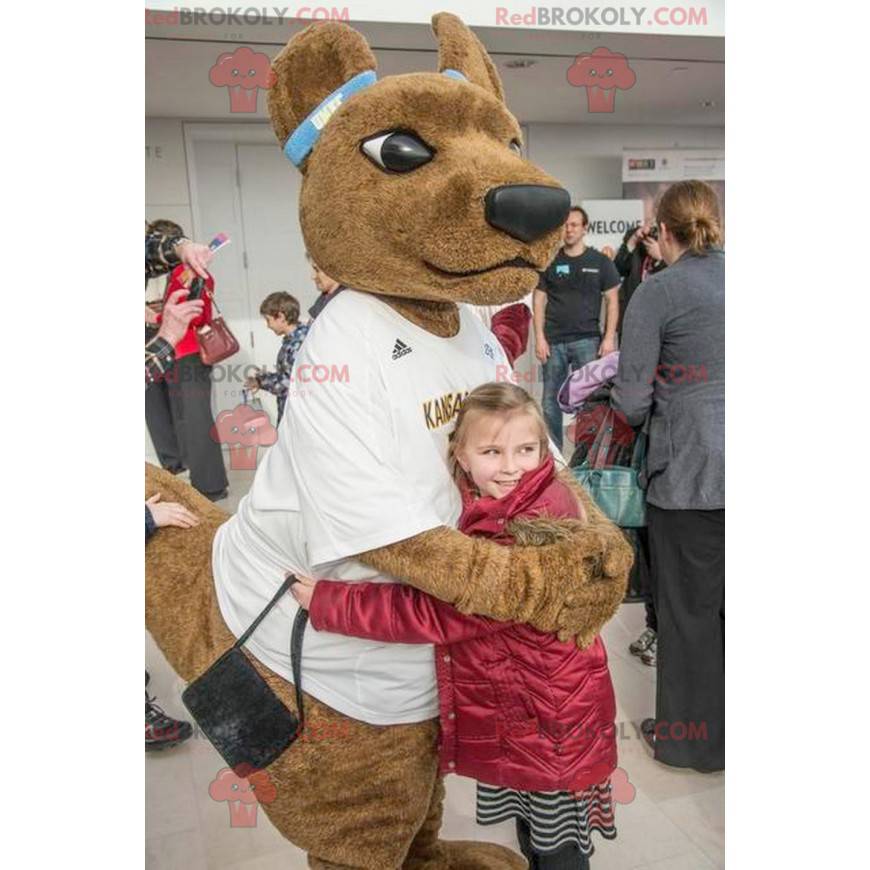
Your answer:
[580,199,644,255]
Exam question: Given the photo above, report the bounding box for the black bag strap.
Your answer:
[232,573,308,736]
[233,575,294,649]
[630,430,648,472]
[208,288,224,318]
[291,607,308,736]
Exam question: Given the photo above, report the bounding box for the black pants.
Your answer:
[644,597,658,633]
[647,504,725,771]
[164,355,228,498]
[145,378,184,472]
[625,526,657,632]
[643,524,657,632]
[515,819,590,870]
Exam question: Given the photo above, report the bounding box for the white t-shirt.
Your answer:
[212,289,510,725]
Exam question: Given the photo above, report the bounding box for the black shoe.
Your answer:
[146,690,193,752]
[641,717,656,752]
[204,489,229,502]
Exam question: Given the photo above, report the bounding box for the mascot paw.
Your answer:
[404,839,527,869]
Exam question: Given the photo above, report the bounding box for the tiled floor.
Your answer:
[146,456,724,869]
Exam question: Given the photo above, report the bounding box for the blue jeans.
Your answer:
[541,336,600,451]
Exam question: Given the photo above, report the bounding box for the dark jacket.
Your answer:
[309,454,617,792]
[614,227,666,334]
[611,249,724,510]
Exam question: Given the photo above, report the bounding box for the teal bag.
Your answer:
[572,413,647,528]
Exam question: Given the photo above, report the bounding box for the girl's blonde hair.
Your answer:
[448,382,549,484]
[656,179,723,255]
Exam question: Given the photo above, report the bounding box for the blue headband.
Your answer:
[283,68,468,167]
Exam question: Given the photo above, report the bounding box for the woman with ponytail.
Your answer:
[610,179,725,772]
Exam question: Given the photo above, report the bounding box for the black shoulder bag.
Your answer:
[182,574,307,771]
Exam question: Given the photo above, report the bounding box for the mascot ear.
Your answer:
[268,22,377,161]
[431,12,505,105]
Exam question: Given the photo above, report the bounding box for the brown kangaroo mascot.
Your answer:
[146,13,632,869]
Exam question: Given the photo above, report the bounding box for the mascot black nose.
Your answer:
[484,185,571,243]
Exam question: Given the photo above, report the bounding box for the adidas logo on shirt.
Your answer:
[392,339,413,360]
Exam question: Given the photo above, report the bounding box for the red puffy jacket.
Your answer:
[308,454,617,792]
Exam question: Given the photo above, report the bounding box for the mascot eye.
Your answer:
[509,140,522,156]
[361,132,434,173]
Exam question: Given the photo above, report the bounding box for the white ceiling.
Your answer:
[145,18,723,126]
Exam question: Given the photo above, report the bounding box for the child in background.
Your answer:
[246,292,309,424]
[291,382,619,870]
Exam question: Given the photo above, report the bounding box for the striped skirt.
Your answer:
[476,779,617,857]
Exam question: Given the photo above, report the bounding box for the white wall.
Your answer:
[145,119,193,235]
[526,122,725,203]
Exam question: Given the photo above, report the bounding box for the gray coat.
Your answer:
[610,249,724,510]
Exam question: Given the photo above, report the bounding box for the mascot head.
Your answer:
[268,13,570,307]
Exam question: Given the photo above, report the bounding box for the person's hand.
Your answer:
[290,575,318,609]
[175,239,213,279]
[156,288,204,347]
[145,305,160,326]
[535,335,550,363]
[627,225,646,252]
[598,335,617,357]
[244,376,261,392]
[643,237,662,262]
[146,494,199,529]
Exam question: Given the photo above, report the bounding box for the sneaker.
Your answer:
[640,636,657,667]
[629,628,656,657]
[146,690,193,752]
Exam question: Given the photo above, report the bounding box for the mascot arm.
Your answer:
[358,480,631,646]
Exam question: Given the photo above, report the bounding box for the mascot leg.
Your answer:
[145,464,452,869]
[403,778,528,870]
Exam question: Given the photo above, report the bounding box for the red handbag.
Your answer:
[196,289,239,366]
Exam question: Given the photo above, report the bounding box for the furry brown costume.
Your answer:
[146,13,632,869]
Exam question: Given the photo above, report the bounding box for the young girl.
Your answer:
[291,382,619,869]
